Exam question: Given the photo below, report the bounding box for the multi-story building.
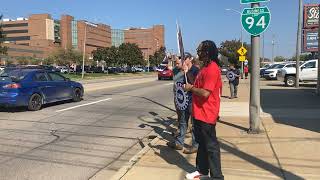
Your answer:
[0,13,165,64]
[59,15,112,57]
[124,25,165,59]
[1,14,57,59]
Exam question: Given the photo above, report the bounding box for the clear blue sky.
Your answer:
[1,0,318,59]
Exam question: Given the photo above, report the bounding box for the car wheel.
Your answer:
[285,76,296,87]
[28,94,42,111]
[72,88,82,102]
[158,77,161,80]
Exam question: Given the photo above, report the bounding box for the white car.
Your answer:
[263,63,295,80]
[278,59,318,87]
[56,66,69,74]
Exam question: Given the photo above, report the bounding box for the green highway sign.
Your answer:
[241,6,271,36]
[241,0,270,4]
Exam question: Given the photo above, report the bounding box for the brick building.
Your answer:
[124,25,165,59]
[0,13,165,64]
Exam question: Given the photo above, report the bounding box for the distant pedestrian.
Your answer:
[184,40,224,180]
[226,64,240,99]
[244,65,249,79]
[168,53,199,154]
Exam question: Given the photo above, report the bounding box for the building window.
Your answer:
[54,20,61,43]
[71,20,78,49]
[2,30,28,34]
[4,36,30,41]
[111,29,124,47]
[2,23,28,28]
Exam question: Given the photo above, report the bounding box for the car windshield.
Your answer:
[0,69,29,82]
[276,64,285,69]
[268,64,278,69]
[263,64,271,68]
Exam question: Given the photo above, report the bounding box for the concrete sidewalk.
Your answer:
[113,78,320,180]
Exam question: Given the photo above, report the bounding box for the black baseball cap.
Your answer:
[184,52,193,60]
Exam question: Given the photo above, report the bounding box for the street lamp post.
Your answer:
[226,8,244,79]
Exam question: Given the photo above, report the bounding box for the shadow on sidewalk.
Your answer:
[218,119,248,131]
[261,88,320,133]
[150,144,196,173]
[220,141,304,180]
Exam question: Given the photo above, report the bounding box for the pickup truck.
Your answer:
[278,59,318,87]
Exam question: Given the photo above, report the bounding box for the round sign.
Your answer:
[227,71,236,81]
[174,81,189,111]
[241,6,271,36]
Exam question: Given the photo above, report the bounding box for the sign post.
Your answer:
[240,0,271,133]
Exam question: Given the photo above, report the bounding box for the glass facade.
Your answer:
[71,20,78,48]
[54,20,61,43]
[111,29,124,47]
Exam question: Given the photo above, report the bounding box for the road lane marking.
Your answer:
[55,98,112,113]
[164,82,173,86]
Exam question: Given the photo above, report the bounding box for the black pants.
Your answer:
[194,119,224,180]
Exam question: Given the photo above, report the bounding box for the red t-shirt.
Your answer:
[244,67,249,73]
[192,61,222,125]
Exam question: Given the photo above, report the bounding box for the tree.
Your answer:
[46,48,83,66]
[149,47,166,66]
[291,53,319,62]
[0,15,8,56]
[16,57,29,65]
[219,39,250,66]
[92,46,119,67]
[274,56,286,62]
[118,43,144,67]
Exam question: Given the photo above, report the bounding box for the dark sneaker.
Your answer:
[183,147,198,154]
[167,141,183,150]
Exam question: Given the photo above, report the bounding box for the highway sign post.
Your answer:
[241,0,270,4]
[241,6,271,36]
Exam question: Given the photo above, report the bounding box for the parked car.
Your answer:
[220,66,228,75]
[158,67,173,80]
[132,67,145,72]
[0,68,84,111]
[144,66,155,72]
[264,63,296,80]
[40,65,60,73]
[57,66,69,74]
[278,59,318,87]
[0,66,5,71]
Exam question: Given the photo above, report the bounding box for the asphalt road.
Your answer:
[0,78,176,180]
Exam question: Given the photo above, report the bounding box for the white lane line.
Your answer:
[164,82,173,86]
[56,98,112,113]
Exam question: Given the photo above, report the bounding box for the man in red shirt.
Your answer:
[184,40,224,180]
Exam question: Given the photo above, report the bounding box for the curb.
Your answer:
[109,117,177,180]
[109,136,161,180]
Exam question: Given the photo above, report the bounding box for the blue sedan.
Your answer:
[0,68,84,111]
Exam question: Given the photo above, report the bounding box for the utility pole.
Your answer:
[317,7,320,95]
[295,0,303,88]
[271,34,275,63]
[249,2,261,133]
[262,33,265,64]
